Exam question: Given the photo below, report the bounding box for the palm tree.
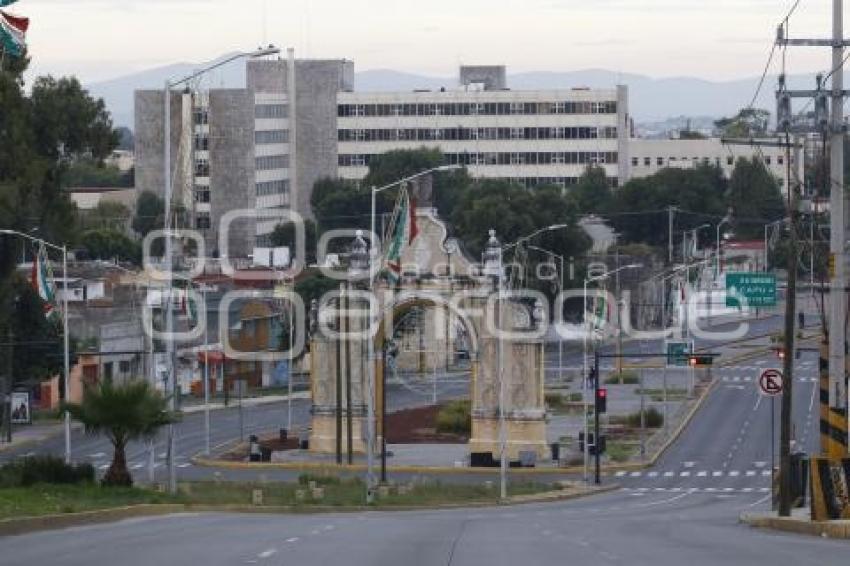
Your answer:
[64,379,178,487]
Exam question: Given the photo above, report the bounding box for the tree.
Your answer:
[6,276,64,389]
[310,177,370,233]
[570,165,612,214]
[1,54,119,355]
[607,164,727,248]
[714,108,770,138]
[725,157,786,239]
[132,190,164,238]
[64,380,177,487]
[80,228,142,265]
[270,218,318,263]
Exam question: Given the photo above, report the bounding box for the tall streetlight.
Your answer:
[0,230,70,463]
[714,209,734,278]
[495,223,572,500]
[690,224,711,259]
[526,245,565,385]
[583,263,642,484]
[367,164,461,490]
[162,46,280,493]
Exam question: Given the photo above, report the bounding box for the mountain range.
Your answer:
[83,54,826,130]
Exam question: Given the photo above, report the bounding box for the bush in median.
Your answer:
[0,455,95,488]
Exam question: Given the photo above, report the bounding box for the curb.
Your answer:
[740,513,850,539]
[0,485,617,537]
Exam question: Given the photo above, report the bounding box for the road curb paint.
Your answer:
[740,512,850,539]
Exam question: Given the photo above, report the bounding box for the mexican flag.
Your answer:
[0,1,20,8]
[31,245,58,319]
[384,188,418,283]
[0,10,27,57]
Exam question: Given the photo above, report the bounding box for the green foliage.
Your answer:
[362,147,444,189]
[725,157,786,239]
[65,159,133,188]
[6,275,64,387]
[714,108,770,138]
[64,380,178,486]
[607,164,727,248]
[0,456,95,488]
[570,165,613,214]
[605,371,639,385]
[435,400,471,435]
[0,55,119,350]
[80,228,142,265]
[131,190,164,238]
[78,200,132,232]
[271,219,318,262]
[622,407,664,428]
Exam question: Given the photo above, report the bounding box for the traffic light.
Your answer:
[595,387,607,414]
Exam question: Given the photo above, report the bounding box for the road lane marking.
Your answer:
[257,549,277,559]
[648,471,658,478]
[680,471,690,477]
[615,471,626,477]
[729,471,740,477]
[630,471,641,477]
[754,461,767,468]
[712,471,723,477]
[633,492,690,507]
[746,470,756,477]
[683,461,695,468]
[664,471,674,477]
[697,471,707,477]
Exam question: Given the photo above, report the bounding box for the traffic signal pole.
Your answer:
[594,349,601,485]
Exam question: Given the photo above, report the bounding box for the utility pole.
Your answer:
[594,349,601,484]
[336,284,343,465]
[4,328,12,443]
[668,206,676,264]
[827,0,848,449]
[778,0,850,464]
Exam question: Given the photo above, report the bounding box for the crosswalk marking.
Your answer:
[622,487,772,494]
[614,468,775,479]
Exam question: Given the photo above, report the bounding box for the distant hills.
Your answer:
[84,54,826,130]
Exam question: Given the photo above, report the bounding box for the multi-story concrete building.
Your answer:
[337,66,629,189]
[628,137,801,193]
[135,52,353,258]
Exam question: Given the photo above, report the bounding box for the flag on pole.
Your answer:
[383,188,419,283]
[0,10,28,57]
[0,1,21,8]
[30,244,58,319]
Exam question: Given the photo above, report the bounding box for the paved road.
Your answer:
[1,488,845,566]
[0,379,469,483]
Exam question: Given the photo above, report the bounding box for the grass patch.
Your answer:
[435,400,471,435]
[610,407,664,429]
[0,479,557,519]
[604,371,639,385]
[545,392,583,412]
[605,442,634,463]
[635,388,687,402]
[0,484,180,519]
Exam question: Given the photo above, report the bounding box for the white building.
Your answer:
[628,137,801,193]
[337,66,629,188]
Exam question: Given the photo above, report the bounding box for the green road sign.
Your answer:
[725,272,776,308]
[665,340,693,368]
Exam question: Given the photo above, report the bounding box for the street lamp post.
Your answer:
[582,263,643,484]
[161,46,279,493]
[0,230,71,463]
[527,245,565,385]
[366,165,463,493]
[711,210,733,327]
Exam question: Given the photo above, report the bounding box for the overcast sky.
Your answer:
[15,0,843,83]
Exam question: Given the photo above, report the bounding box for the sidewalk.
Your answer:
[179,391,310,414]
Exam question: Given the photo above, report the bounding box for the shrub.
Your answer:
[0,456,95,488]
[298,473,341,486]
[605,371,639,385]
[435,400,471,435]
[623,407,664,429]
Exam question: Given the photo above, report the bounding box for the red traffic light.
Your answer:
[597,388,607,398]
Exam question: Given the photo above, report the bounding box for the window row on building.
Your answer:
[255,130,289,144]
[256,179,290,196]
[255,104,288,119]
[630,154,784,168]
[255,155,289,170]
[337,100,618,118]
[337,126,617,143]
[339,151,618,168]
